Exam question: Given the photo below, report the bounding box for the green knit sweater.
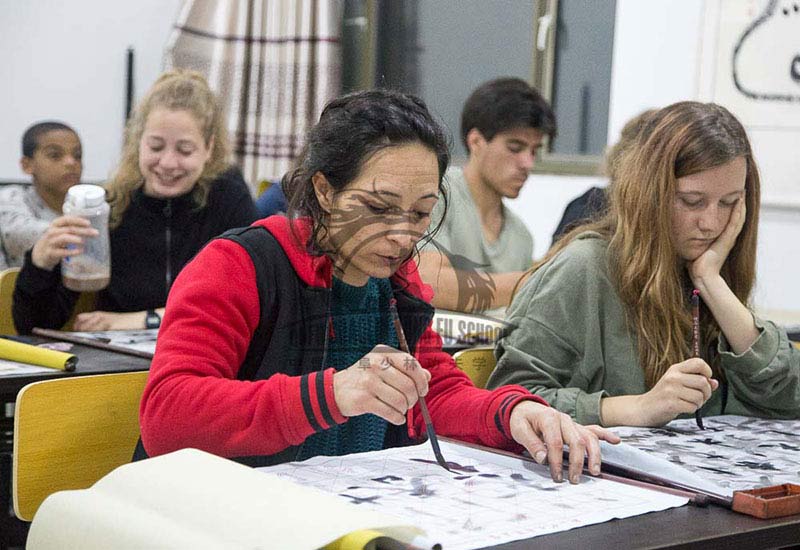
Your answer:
[297,277,398,459]
[488,232,800,425]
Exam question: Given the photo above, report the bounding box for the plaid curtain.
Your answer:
[165,0,342,190]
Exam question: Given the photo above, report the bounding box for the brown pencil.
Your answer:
[691,289,705,430]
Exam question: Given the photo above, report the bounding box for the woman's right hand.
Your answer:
[333,344,431,425]
[601,358,719,427]
[31,216,98,271]
[636,358,718,426]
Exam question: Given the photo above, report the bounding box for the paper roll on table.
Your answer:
[0,338,77,371]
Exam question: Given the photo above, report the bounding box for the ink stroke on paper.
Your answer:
[261,440,686,550]
[614,415,800,495]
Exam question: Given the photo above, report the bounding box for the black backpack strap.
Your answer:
[134,225,283,463]
[217,225,280,381]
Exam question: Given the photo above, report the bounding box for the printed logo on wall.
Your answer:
[701,0,800,205]
[732,0,800,103]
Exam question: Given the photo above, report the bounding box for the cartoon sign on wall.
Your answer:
[732,0,800,103]
[700,0,800,205]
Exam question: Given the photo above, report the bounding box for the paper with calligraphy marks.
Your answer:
[614,415,800,496]
[260,440,686,550]
[70,328,158,355]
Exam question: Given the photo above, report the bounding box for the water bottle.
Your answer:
[61,184,111,292]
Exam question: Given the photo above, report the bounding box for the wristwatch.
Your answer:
[145,309,161,329]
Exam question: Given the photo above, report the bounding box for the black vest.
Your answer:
[135,225,435,466]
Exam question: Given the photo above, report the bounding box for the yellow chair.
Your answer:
[452,346,497,389]
[0,266,96,335]
[0,267,20,335]
[12,371,148,521]
[257,179,273,196]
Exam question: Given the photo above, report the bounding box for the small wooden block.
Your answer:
[732,483,800,519]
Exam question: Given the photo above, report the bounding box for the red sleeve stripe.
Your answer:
[315,367,337,427]
[494,394,519,438]
[493,411,508,438]
[498,394,519,420]
[299,373,324,432]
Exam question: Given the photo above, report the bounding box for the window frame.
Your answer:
[343,0,608,176]
[532,0,606,176]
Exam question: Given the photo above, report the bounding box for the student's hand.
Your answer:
[636,358,719,426]
[31,216,98,271]
[689,197,746,286]
[73,310,146,331]
[333,344,431,425]
[508,401,620,484]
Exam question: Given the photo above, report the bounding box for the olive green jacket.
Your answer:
[487,232,800,425]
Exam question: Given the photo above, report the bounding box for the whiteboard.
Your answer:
[698,0,800,207]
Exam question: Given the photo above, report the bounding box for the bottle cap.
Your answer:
[65,184,106,209]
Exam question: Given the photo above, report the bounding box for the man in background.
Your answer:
[419,78,555,313]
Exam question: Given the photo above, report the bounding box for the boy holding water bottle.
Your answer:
[0,121,83,269]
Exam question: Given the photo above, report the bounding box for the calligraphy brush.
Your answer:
[692,289,705,430]
[389,299,451,472]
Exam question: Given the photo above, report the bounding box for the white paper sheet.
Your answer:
[599,441,729,497]
[261,440,688,550]
[27,449,423,550]
[0,358,55,376]
[614,415,800,496]
[69,328,158,355]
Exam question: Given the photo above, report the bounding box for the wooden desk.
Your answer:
[3,339,798,548]
[0,337,151,399]
[0,340,150,550]
[486,504,800,549]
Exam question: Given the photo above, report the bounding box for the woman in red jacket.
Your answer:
[139,89,618,484]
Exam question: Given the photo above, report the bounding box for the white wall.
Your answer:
[0,0,183,182]
[508,0,800,313]
[2,0,798,312]
[505,174,607,258]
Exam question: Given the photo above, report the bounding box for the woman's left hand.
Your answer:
[509,400,620,484]
[73,311,146,331]
[689,197,746,285]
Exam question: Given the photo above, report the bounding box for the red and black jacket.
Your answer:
[139,216,545,466]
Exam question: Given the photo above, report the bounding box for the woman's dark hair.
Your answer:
[283,88,450,254]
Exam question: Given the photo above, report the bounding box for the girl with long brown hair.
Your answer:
[13,70,257,333]
[487,101,800,427]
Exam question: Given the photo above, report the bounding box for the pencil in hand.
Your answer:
[691,289,705,430]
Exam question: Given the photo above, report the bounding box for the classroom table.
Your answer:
[0,338,151,550]
[0,337,151,398]
[3,338,800,549]
[486,504,800,549]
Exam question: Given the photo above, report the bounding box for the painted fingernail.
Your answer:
[534,451,547,464]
